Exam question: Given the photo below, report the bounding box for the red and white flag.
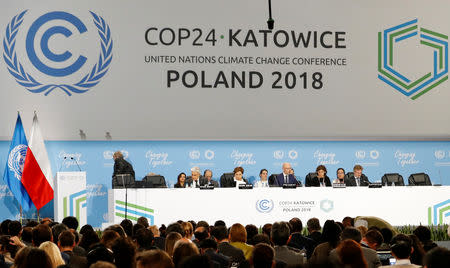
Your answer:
[21,113,53,210]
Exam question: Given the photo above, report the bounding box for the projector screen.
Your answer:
[1,0,450,140]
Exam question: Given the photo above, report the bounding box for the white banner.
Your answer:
[108,187,450,226]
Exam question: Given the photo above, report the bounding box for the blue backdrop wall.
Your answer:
[1,140,449,227]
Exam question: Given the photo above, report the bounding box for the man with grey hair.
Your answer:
[186,166,206,188]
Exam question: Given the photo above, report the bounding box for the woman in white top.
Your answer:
[333,168,346,184]
[254,169,270,187]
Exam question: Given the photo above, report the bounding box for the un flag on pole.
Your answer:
[2,114,33,211]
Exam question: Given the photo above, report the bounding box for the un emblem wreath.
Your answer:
[3,10,113,96]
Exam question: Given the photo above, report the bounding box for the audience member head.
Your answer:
[32,224,53,247]
[251,243,275,268]
[262,223,272,237]
[342,217,354,228]
[8,220,22,237]
[363,229,384,250]
[172,240,200,268]
[79,224,94,235]
[111,237,136,268]
[165,232,182,257]
[336,239,368,268]
[245,224,258,244]
[199,238,218,254]
[166,222,184,237]
[271,221,290,246]
[214,220,226,228]
[390,234,413,260]
[229,223,247,243]
[52,223,68,244]
[137,217,150,228]
[79,229,100,251]
[408,234,426,265]
[21,227,33,245]
[86,243,114,266]
[136,250,174,268]
[251,234,271,246]
[423,247,450,268]
[341,227,362,242]
[120,219,133,237]
[39,241,66,267]
[181,222,193,239]
[322,220,342,248]
[149,225,160,237]
[211,226,228,242]
[105,224,126,237]
[58,230,75,250]
[307,218,321,233]
[289,217,303,233]
[24,220,38,228]
[135,228,154,250]
[90,261,117,268]
[356,225,368,237]
[194,226,209,242]
[0,220,11,235]
[380,228,393,246]
[100,230,120,249]
[196,221,209,229]
[413,225,432,243]
[14,247,53,268]
[0,235,17,259]
[62,216,79,230]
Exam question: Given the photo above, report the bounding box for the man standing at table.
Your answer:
[345,164,370,186]
[274,163,299,186]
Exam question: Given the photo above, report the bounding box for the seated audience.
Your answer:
[229,223,254,260]
[271,221,305,267]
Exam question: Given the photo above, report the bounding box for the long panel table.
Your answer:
[107,187,450,227]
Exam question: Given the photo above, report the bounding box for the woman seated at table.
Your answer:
[254,169,270,187]
[174,172,187,188]
[306,165,331,187]
[232,167,248,187]
[333,168,346,184]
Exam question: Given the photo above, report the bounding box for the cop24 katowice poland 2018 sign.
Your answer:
[1,1,450,141]
[3,10,112,96]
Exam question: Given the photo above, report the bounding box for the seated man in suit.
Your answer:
[186,166,206,188]
[305,165,331,187]
[345,164,370,186]
[203,169,219,187]
[271,221,305,267]
[274,163,299,186]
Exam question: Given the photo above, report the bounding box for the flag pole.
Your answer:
[19,205,23,225]
[37,209,40,222]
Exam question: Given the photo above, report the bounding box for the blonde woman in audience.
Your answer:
[165,232,182,257]
[39,241,66,268]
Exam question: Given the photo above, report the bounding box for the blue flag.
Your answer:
[2,114,33,211]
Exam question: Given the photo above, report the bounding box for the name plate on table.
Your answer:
[369,183,382,188]
[238,184,253,189]
[199,185,215,190]
[282,183,297,189]
[332,183,346,188]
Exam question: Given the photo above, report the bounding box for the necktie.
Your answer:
[356,177,360,186]
[285,175,288,184]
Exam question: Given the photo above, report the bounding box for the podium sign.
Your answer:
[54,172,87,228]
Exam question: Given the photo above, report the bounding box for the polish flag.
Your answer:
[21,113,53,210]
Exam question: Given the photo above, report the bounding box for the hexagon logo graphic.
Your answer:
[378,19,448,100]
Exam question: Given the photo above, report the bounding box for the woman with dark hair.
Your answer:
[337,239,368,268]
[79,229,100,251]
[309,220,342,265]
[306,165,331,187]
[174,173,187,188]
[333,168,346,184]
[254,169,269,188]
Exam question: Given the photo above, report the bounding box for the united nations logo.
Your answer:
[2,10,113,96]
[256,199,274,213]
[7,144,28,180]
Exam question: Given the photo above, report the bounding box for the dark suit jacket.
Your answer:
[174,183,186,188]
[307,231,322,245]
[186,176,207,187]
[218,242,247,267]
[113,158,135,178]
[221,178,249,188]
[287,232,316,259]
[204,179,219,187]
[345,174,370,186]
[274,174,298,186]
[305,175,332,187]
[204,249,231,268]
